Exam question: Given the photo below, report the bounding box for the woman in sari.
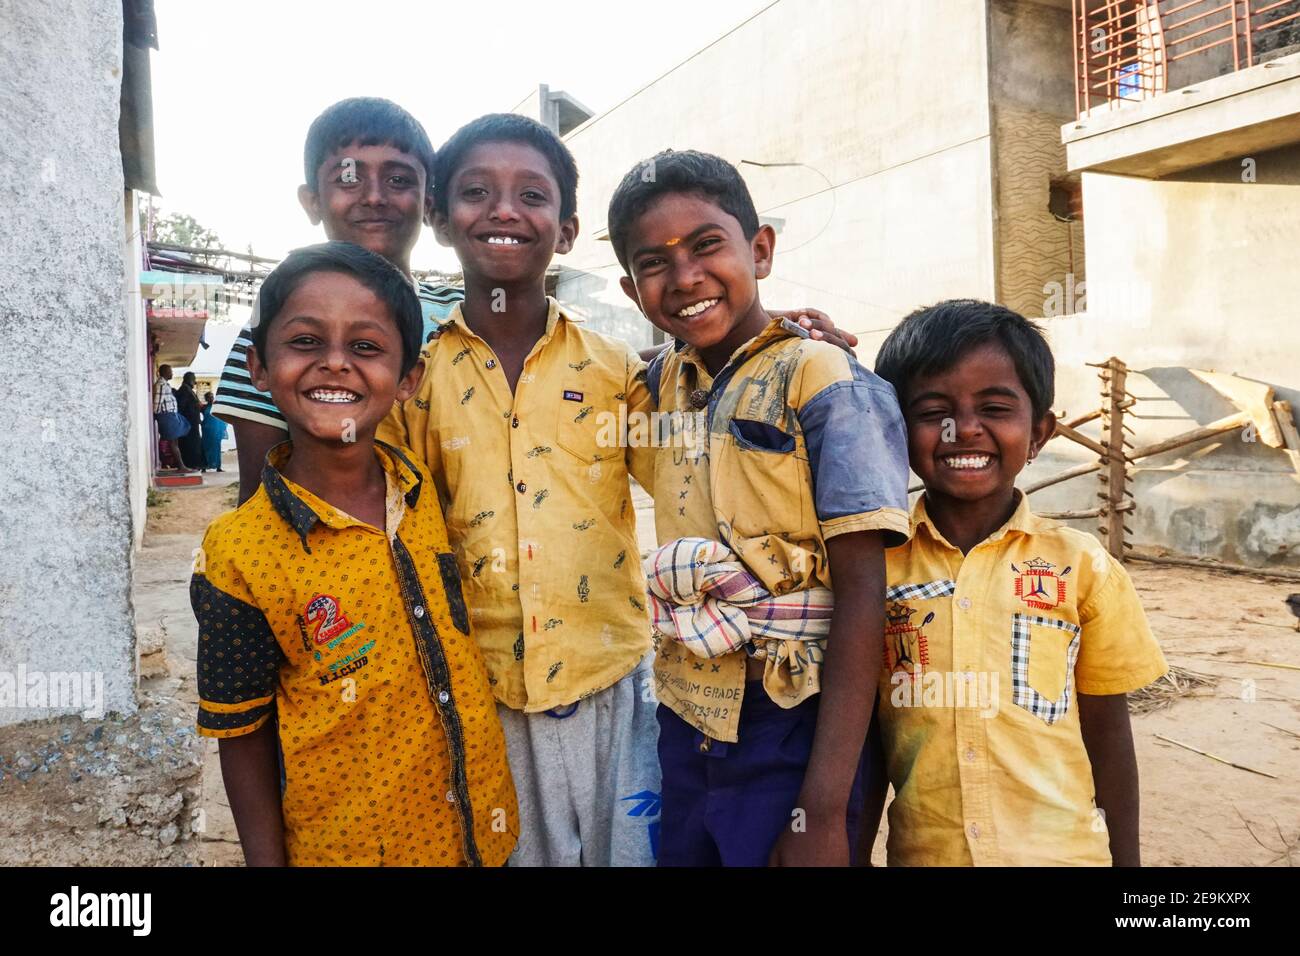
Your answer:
[200,391,228,472]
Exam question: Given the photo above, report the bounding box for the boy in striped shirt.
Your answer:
[213,97,462,502]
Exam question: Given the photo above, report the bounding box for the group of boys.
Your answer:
[192,97,1167,868]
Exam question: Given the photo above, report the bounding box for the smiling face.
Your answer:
[247,270,423,446]
[903,343,1055,507]
[298,141,430,271]
[436,140,576,287]
[619,192,774,371]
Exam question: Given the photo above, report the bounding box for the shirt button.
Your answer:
[512,416,519,428]
[446,791,456,803]
[968,822,980,840]
[958,597,972,610]
[965,747,977,762]
[486,358,497,369]
[516,481,527,493]
[413,605,425,619]
[438,690,450,705]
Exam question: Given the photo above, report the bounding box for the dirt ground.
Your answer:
[140,467,1300,867]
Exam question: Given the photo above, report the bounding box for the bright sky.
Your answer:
[151,0,774,277]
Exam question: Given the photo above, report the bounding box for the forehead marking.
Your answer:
[664,237,681,247]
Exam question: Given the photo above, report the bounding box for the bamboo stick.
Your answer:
[1153,734,1278,779]
[1055,421,1111,458]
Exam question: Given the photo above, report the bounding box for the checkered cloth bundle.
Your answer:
[645,537,833,701]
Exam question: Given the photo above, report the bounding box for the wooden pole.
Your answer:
[1099,357,1132,561]
[1021,411,1252,497]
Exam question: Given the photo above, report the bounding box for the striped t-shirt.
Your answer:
[211,281,464,430]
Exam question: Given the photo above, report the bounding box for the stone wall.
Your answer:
[0,0,137,724]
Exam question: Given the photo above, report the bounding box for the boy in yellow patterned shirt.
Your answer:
[866,299,1168,865]
[192,242,516,866]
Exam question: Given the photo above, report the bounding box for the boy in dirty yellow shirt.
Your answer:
[609,149,911,866]
[867,299,1168,865]
[193,243,516,866]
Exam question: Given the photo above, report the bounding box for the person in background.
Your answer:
[201,391,227,472]
[153,364,188,472]
[174,371,205,470]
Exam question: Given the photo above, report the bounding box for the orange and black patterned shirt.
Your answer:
[192,441,517,866]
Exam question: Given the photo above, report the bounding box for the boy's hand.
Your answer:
[769,811,851,867]
[769,308,859,353]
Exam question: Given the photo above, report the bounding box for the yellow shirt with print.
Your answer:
[192,441,517,866]
[379,298,657,712]
[651,319,912,742]
[878,493,1168,866]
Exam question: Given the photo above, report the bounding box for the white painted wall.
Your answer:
[0,0,137,724]
[557,0,998,353]
[123,189,151,550]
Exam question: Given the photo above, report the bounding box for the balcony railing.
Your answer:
[1073,0,1300,115]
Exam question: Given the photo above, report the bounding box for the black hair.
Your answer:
[303,97,437,195]
[182,371,196,386]
[433,113,579,221]
[607,149,761,271]
[249,241,423,377]
[874,299,1055,420]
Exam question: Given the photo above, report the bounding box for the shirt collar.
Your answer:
[437,296,581,341]
[911,489,1042,552]
[261,440,424,553]
[675,314,801,375]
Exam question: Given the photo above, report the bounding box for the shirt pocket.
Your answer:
[718,419,809,538]
[1010,613,1082,725]
[555,390,622,464]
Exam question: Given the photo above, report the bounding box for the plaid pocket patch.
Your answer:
[886,579,956,602]
[1010,613,1082,724]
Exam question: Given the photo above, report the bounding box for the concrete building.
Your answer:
[1042,1,1300,567]
[546,0,1299,567]
[555,0,1085,347]
[0,0,202,864]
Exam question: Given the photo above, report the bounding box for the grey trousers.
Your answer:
[498,655,661,866]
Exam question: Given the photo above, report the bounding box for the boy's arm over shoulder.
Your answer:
[623,346,656,495]
[793,343,911,546]
[1074,547,1168,695]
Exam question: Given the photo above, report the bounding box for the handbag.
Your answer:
[156,410,191,440]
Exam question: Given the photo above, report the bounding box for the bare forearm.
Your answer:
[797,533,886,819]
[218,722,287,867]
[1079,692,1141,866]
[855,716,888,866]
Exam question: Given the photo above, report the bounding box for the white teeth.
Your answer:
[486,236,521,244]
[676,298,718,318]
[944,455,991,470]
[308,389,360,404]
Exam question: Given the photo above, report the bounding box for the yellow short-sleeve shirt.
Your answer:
[192,441,517,866]
[378,299,657,713]
[878,493,1168,866]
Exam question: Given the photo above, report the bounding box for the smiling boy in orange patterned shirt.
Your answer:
[192,242,516,866]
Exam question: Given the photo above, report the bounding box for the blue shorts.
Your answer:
[656,682,867,866]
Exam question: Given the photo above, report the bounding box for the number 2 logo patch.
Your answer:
[304,594,353,645]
